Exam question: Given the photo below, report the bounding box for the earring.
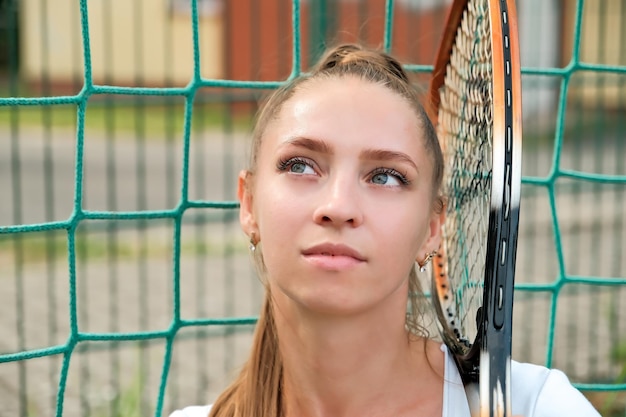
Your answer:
[248,232,257,252]
[419,250,437,272]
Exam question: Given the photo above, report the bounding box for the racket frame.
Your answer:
[427,0,523,416]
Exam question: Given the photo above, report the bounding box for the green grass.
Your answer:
[0,99,255,137]
[584,296,626,417]
[0,231,247,265]
[593,323,626,416]
[90,353,147,417]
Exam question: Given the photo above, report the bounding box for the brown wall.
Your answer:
[223,1,449,82]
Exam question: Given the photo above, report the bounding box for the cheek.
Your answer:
[367,194,430,247]
[254,179,309,246]
[253,183,312,292]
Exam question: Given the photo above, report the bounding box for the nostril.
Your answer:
[315,206,360,227]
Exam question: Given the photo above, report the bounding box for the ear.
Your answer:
[238,170,258,237]
[416,209,443,261]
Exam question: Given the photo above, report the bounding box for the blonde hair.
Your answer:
[209,44,443,417]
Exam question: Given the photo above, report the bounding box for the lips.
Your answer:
[302,243,366,261]
[301,243,366,271]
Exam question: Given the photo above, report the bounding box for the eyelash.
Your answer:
[276,156,315,172]
[277,157,411,186]
[370,167,411,186]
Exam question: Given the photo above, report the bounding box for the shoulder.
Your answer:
[510,361,600,417]
[440,345,600,417]
[167,404,212,417]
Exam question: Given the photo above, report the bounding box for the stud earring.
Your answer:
[419,250,437,273]
[248,232,257,252]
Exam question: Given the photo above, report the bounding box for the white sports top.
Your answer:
[169,345,600,417]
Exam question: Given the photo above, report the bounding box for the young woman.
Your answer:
[170,44,600,417]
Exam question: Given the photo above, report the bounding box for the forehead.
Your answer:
[270,76,422,148]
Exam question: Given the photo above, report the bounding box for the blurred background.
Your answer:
[0,0,624,416]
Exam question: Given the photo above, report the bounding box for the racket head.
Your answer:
[428,0,522,415]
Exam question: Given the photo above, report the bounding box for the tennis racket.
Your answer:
[427,0,522,416]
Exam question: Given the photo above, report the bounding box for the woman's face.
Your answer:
[239,76,441,316]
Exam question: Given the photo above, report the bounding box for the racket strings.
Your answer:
[437,0,493,352]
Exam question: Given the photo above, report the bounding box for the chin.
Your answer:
[270,272,404,318]
[290,289,379,318]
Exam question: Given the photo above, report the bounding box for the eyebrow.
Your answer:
[360,148,418,173]
[282,136,333,154]
[282,136,418,172]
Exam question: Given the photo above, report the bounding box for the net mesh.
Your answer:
[437,0,493,349]
[0,0,625,416]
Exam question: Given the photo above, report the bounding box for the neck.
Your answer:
[272,292,442,417]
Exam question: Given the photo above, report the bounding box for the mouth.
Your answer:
[301,243,366,270]
[302,243,366,260]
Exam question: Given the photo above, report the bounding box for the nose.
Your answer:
[312,175,364,228]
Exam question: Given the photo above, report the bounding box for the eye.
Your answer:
[277,157,317,175]
[369,168,409,187]
[290,161,313,174]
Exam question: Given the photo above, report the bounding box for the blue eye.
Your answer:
[370,168,409,186]
[372,172,397,185]
[290,161,309,173]
[278,157,316,175]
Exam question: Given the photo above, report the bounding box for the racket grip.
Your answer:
[465,382,480,416]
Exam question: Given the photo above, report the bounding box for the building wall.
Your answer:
[223,0,447,82]
[21,0,622,109]
[563,0,625,108]
[20,0,223,90]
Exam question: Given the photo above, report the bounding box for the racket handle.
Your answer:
[466,377,509,417]
[465,383,480,416]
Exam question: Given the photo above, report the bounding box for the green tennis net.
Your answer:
[0,0,624,416]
